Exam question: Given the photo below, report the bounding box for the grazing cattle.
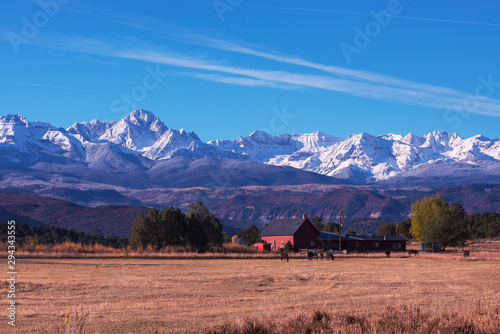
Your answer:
[408,250,419,256]
[280,251,289,262]
[385,250,391,257]
[307,251,319,260]
[463,250,470,257]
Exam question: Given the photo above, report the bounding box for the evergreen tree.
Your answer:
[237,224,262,246]
[396,218,412,239]
[375,223,396,236]
[159,207,188,246]
[322,222,340,233]
[185,216,208,251]
[311,216,324,230]
[188,202,224,246]
[129,207,188,249]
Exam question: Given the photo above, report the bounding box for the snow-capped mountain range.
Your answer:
[1,109,500,185]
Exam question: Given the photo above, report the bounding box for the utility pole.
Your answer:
[338,205,342,252]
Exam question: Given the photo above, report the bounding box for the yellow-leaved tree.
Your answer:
[410,195,468,251]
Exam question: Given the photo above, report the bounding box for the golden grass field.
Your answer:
[8,248,500,333]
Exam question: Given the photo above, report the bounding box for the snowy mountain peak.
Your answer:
[124,109,165,129]
[291,131,339,139]
[472,134,489,141]
[2,111,500,185]
[67,119,113,142]
[0,114,29,126]
[421,131,451,151]
[210,128,500,183]
[89,119,105,126]
[349,132,372,139]
[248,130,275,140]
[127,108,153,118]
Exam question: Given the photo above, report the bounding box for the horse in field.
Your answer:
[385,250,391,257]
[463,250,470,257]
[408,250,419,256]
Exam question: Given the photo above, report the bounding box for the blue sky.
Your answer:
[1,0,500,141]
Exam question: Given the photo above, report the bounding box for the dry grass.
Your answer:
[402,239,500,261]
[211,305,500,333]
[2,239,499,261]
[0,242,304,259]
[9,254,500,333]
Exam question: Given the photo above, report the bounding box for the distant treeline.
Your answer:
[129,202,224,251]
[0,221,129,248]
[467,211,500,238]
[0,201,224,252]
[1,206,498,251]
[374,210,500,239]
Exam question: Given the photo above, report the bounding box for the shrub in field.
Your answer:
[59,308,89,334]
[223,243,258,253]
[209,305,500,334]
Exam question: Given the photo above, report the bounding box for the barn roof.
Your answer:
[261,218,312,236]
[360,235,408,241]
[318,231,365,241]
[318,232,406,241]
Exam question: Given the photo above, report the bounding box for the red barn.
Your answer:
[253,243,271,252]
[260,215,320,251]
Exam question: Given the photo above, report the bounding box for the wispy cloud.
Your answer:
[11,81,88,92]
[238,5,500,27]
[151,29,477,100]
[180,72,302,90]
[112,19,483,101]
[28,28,500,117]
[59,9,500,103]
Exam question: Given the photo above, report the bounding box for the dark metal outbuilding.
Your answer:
[319,232,407,251]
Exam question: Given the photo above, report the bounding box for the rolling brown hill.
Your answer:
[0,191,147,237]
[1,183,499,238]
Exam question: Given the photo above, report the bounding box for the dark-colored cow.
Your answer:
[408,250,419,256]
[307,251,318,260]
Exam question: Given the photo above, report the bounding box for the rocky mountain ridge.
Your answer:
[1,109,499,185]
